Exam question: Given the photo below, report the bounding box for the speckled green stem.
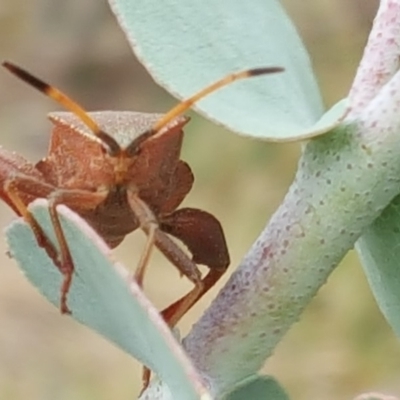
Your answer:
[140,1,400,398]
[181,1,400,396]
[184,116,400,394]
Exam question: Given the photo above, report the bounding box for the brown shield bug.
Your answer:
[1,62,283,328]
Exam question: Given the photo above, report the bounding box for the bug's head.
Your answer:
[3,62,284,158]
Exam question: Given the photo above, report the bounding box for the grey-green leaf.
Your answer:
[224,375,289,400]
[109,0,346,140]
[353,393,399,400]
[356,194,400,337]
[5,200,210,400]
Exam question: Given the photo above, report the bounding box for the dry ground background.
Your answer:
[1,1,400,399]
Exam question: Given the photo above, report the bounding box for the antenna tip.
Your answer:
[3,61,15,71]
[3,61,50,93]
[248,66,285,76]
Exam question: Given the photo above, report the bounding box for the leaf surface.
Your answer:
[109,0,347,140]
[6,200,210,400]
[357,194,400,338]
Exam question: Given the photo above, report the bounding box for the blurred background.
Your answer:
[1,1,399,399]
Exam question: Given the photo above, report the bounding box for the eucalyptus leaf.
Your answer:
[109,0,346,140]
[353,394,399,400]
[224,375,289,400]
[5,199,210,400]
[356,194,400,337]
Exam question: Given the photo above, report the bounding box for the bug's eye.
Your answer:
[129,145,142,157]
[100,144,109,155]
[100,141,122,157]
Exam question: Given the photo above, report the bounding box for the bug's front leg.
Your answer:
[128,191,206,391]
[45,188,107,313]
[128,197,230,390]
[127,191,203,289]
[4,174,73,311]
[0,150,71,307]
[126,193,158,287]
[128,189,230,326]
[5,172,106,313]
[5,176,59,268]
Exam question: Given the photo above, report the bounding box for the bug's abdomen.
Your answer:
[80,187,139,248]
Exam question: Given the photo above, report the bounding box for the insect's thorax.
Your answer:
[40,111,187,189]
[36,145,182,248]
[34,111,190,246]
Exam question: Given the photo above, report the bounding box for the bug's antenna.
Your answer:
[126,66,284,154]
[3,61,121,156]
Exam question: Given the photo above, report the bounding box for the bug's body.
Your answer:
[0,102,230,322]
[1,61,282,327]
[37,111,191,248]
[1,61,283,391]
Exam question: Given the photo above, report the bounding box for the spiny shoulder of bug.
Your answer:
[49,110,190,153]
[37,110,193,191]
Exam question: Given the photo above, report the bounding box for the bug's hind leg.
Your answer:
[159,207,230,326]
